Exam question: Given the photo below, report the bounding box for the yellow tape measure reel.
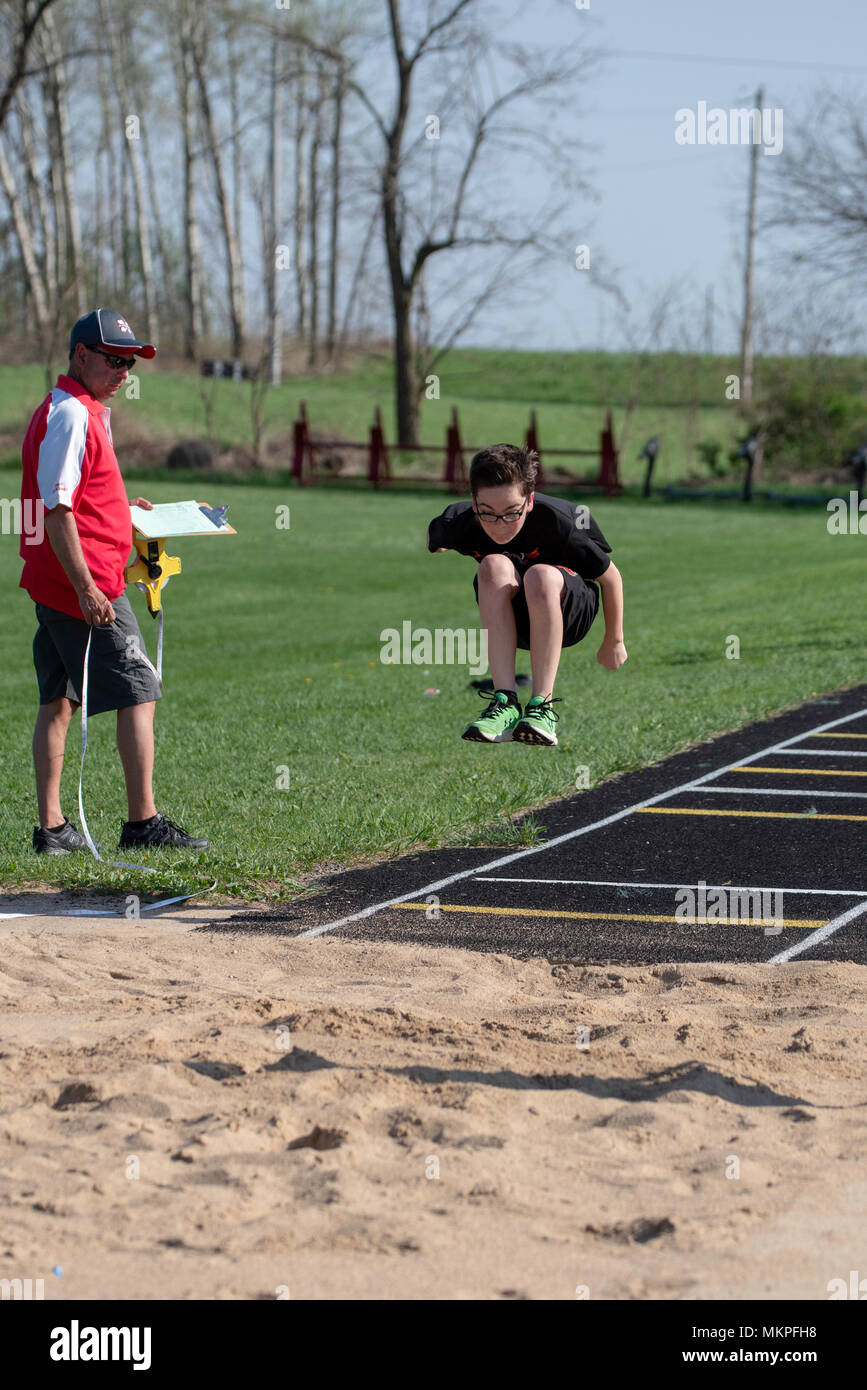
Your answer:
[125,535,182,615]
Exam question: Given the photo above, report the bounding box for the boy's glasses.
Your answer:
[473,501,527,525]
[86,346,137,370]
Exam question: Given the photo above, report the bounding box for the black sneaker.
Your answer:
[33,819,95,854]
[118,812,209,851]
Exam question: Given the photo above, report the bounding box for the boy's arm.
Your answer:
[427,512,453,552]
[595,562,627,670]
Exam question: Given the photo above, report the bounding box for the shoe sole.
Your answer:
[462,727,517,743]
[34,842,95,854]
[513,725,558,746]
[117,842,208,850]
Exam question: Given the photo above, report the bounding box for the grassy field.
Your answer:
[0,465,863,903]
[0,348,773,487]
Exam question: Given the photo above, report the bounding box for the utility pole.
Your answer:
[704,284,714,355]
[740,86,763,411]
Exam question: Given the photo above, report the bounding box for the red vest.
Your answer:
[19,375,132,619]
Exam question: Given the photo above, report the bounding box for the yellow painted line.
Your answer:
[806,732,867,739]
[393,903,823,928]
[637,807,867,822]
[732,765,867,777]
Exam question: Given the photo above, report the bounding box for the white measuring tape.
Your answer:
[73,602,216,916]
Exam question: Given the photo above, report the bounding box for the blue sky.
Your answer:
[460,0,867,351]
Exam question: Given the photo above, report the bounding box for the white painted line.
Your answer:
[772,749,867,757]
[768,897,867,964]
[301,701,867,939]
[474,877,867,896]
[690,786,867,799]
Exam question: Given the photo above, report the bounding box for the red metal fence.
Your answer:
[291,403,621,495]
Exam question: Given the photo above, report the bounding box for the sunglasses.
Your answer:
[86,345,137,370]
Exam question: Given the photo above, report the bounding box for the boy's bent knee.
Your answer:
[524,563,565,597]
[478,553,519,586]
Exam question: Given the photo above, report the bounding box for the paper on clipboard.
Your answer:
[129,500,235,537]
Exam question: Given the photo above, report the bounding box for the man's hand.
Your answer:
[597,637,627,670]
[77,583,116,627]
[128,497,154,509]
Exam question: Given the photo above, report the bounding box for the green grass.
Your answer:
[0,467,863,904]
[0,348,803,486]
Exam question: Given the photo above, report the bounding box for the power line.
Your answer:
[609,49,867,74]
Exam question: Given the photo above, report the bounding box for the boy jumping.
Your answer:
[427,443,627,745]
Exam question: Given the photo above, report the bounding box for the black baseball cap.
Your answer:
[69,308,156,359]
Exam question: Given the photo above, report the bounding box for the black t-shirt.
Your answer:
[427,492,612,581]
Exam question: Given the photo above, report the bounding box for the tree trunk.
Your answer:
[18,95,56,307]
[267,35,282,386]
[336,204,377,363]
[190,12,244,357]
[97,49,121,301]
[293,52,308,342]
[326,66,343,363]
[226,17,245,342]
[307,64,324,368]
[100,0,158,339]
[41,64,65,295]
[740,87,762,412]
[382,0,417,445]
[383,154,418,444]
[0,132,50,330]
[41,8,85,314]
[176,11,203,360]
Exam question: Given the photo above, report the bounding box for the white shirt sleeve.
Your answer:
[36,390,88,510]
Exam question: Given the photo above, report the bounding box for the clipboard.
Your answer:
[129,499,237,537]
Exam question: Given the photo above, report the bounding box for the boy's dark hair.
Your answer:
[469,443,538,498]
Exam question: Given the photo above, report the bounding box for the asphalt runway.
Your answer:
[209,684,867,966]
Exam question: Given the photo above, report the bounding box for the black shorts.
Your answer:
[33,592,163,716]
[473,559,600,651]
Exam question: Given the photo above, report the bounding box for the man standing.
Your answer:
[19,308,209,854]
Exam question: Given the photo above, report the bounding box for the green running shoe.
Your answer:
[462,689,522,743]
[513,694,562,746]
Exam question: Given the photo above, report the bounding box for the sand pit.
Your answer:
[1,909,865,1301]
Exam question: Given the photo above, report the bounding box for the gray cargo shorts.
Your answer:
[33,591,163,716]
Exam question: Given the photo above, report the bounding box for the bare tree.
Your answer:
[0,0,59,134]
[293,46,309,343]
[763,90,867,286]
[224,12,245,343]
[351,0,597,445]
[17,89,55,305]
[0,127,49,329]
[306,58,327,366]
[99,0,158,339]
[266,31,283,386]
[173,0,204,359]
[326,57,345,362]
[189,7,245,357]
[40,4,85,315]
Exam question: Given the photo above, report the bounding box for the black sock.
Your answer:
[46,820,67,833]
[494,689,520,707]
[127,814,158,829]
